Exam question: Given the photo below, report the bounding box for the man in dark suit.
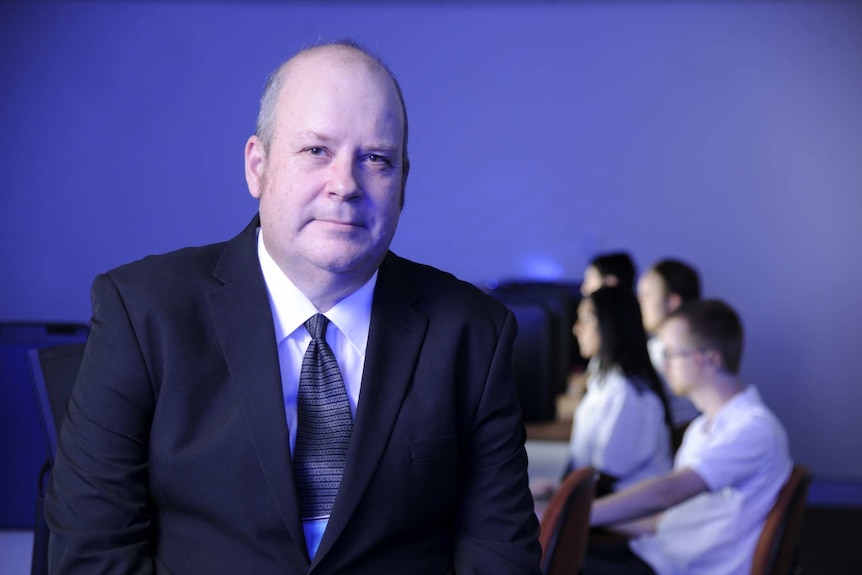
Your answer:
[45,41,541,574]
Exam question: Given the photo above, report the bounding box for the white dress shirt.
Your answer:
[257,229,375,558]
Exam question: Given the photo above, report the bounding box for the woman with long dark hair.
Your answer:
[569,286,673,495]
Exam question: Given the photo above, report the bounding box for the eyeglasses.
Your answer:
[661,347,703,362]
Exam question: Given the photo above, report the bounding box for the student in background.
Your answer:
[586,300,792,575]
[569,251,638,400]
[568,286,673,496]
[637,259,702,426]
[581,252,637,297]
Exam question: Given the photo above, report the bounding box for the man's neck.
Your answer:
[261,236,382,313]
[688,374,745,421]
[289,271,372,313]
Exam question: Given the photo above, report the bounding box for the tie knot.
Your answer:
[305,313,329,340]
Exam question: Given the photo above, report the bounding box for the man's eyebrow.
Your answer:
[295,130,333,143]
[293,131,399,152]
[365,143,400,155]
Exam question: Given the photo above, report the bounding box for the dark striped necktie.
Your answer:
[293,313,354,520]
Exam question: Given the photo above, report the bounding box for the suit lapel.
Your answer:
[311,253,428,567]
[206,216,308,563]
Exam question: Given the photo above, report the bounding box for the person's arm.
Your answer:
[595,471,620,497]
[453,311,542,575]
[45,274,156,574]
[603,513,662,537]
[589,467,708,527]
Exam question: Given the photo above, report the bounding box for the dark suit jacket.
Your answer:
[46,216,541,574]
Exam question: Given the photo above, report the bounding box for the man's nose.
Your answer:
[326,156,362,200]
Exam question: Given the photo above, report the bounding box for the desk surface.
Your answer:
[524,389,578,442]
[525,417,573,442]
[0,529,33,575]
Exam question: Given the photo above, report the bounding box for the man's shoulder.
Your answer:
[105,240,230,286]
[104,216,258,288]
[382,253,509,319]
[81,239,239,324]
[721,386,787,439]
[679,386,790,476]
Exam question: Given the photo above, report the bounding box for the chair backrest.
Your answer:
[0,322,88,529]
[539,467,596,575]
[750,464,812,575]
[26,341,88,575]
[27,342,88,460]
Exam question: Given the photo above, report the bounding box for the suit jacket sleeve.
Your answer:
[45,273,156,574]
[452,310,542,574]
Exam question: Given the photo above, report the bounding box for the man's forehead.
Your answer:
[660,317,690,340]
[279,50,399,110]
[284,45,383,82]
[640,271,664,291]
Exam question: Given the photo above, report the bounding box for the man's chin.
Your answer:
[309,247,385,276]
[669,384,687,398]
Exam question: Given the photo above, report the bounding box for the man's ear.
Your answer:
[702,348,723,372]
[245,135,266,200]
[666,293,683,313]
[399,156,410,208]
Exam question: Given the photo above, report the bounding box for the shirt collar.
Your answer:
[257,228,376,354]
[710,385,760,433]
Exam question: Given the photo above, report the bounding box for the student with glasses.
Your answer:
[585,300,792,575]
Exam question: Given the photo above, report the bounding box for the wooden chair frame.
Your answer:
[751,464,812,575]
[539,467,597,575]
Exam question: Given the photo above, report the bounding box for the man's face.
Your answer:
[637,271,670,335]
[245,48,406,286]
[657,317,702,397]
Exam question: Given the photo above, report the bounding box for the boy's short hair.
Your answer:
[652,259,701,302]
[666,299,744,374]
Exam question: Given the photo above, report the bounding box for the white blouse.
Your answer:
[568,365,672,491]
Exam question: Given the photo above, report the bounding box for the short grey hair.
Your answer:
[254,40,408,156]
[253,39,410,205]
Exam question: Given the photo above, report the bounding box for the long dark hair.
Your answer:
[589,286,673,432]
[590,252,636,293]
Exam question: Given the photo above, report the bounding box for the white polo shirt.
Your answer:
[568,366,672,491]
[630,386,793,575]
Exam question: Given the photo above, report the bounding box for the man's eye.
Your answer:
[367,154,390,165]
[307,147,324,156]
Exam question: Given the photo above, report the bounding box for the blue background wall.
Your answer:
[2,0,861,479]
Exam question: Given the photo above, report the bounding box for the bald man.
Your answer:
[46,42,541,575]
